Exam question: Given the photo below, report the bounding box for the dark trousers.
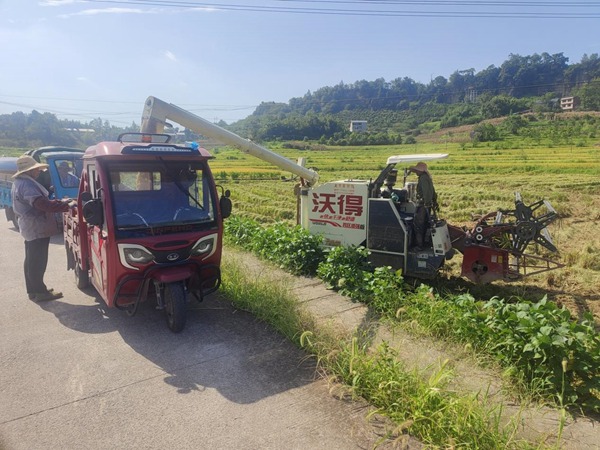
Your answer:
[24,237,50,294]
[413,205,429,248]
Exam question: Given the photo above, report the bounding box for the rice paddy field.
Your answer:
[209,134,600,327]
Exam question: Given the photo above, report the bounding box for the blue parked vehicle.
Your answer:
[0,157,19,228]
[25,146,84,200]
[0,147,84,230]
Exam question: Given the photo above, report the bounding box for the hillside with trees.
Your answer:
[2,52,600,150]
[228,52,600,144]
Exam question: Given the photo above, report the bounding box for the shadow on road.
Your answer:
[36,288,317,403]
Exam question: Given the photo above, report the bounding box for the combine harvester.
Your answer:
[141,97,563,284]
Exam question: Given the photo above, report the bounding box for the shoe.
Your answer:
[28,288,60,301]
[32,290,63,301]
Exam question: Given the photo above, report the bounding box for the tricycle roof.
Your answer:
[83,137,213,160]
[42,151,85,160]
[386,153,448,165]
[0,157,18,175]
[26,146,84,162]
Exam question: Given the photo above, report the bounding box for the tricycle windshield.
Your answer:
[107,160,216,237]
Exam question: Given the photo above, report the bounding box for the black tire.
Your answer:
[74,258,89,289]
[164,281,187,333]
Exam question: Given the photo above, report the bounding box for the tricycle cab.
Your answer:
[26,147,84,200]
[64,133,231,332]
[1,149,84,230]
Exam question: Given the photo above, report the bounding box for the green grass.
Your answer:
[0,147,27,157]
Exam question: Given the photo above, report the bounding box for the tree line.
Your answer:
[0,112,138,150]
[2,52,600,149]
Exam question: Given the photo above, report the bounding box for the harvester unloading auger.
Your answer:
[141,96,563,284]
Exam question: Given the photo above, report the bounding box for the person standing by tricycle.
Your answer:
[11,155,70,301]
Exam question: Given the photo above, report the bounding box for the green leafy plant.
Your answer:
[483,296,600,410]
[316,245,372,299]
[252,221,324,275]
[225,216,323,275]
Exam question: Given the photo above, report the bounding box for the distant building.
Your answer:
[560,96,579,111]
[349,120,368,133]
[64,128,95,133]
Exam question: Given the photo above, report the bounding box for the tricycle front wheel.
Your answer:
[164,281,187,333]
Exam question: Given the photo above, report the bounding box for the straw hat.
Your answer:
[12,155,48,178]
[408,161,429,174]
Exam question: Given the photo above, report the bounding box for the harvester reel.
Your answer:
[507,195,558,255]
[454,193,563,283]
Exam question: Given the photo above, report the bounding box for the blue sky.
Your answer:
[0,0,598,126]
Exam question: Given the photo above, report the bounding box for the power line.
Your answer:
[2,78,597,125]
[83,0,600,18]
[0,95,257,125]
[276,0,600,6]
[0,94,256,110]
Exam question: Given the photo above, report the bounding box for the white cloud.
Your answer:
[164,51,178,62]
[59,7,151,18]
[189,7,219,13]
[40,0,83,5]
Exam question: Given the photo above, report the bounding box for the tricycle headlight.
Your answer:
[118,244,154,270]
[191,234,217,259]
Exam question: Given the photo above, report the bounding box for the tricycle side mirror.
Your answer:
[80,191,92,203]
[82,198,104,226]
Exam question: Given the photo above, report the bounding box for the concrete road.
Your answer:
[0,220,391,450]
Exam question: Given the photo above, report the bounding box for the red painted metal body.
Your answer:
[64,134,227,330]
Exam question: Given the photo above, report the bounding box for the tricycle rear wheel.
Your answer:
[75,261,89,289]
[164,281,187,333]
[68,246,89,289]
